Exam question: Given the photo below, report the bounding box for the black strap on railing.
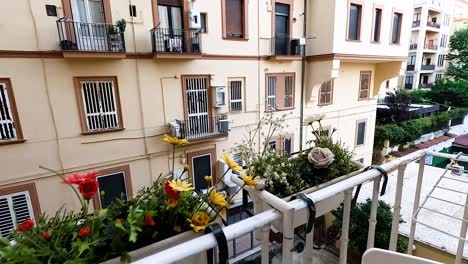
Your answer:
[352,165,389,206]
[291,193,316,234]
[205,223,229,264]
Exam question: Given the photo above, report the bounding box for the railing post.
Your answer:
[367,177,381,249]
[455,192,468,264]
[303,225,315,263]
[389,164,407,251]
[260,223,270,264]
[282,207,295,264]
[407,155,426,255]
[339,189,353,264]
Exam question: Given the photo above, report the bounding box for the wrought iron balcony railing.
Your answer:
[409,43,418,50]
[405,83,413,89]
[169,115,229,141]
[419,83,434,88]
[150,27,202,54]
[427,21,441,29]
[424,43,438,50]
[421,64,436,71]
[407,65,415,71]
[56,18,125,52]
[262,36,304,57]
[412,20,421,27]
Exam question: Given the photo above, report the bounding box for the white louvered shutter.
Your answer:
[267,76,277,110]
[81,80,119,131]
[229,80,243,111]
[0,83,17,140]
[0,192,34,238]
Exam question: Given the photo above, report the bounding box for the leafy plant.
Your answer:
[446,28,468,80]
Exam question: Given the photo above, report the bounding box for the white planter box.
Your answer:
[102,231,206,264]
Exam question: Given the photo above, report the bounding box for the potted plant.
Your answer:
[116,19,127,33]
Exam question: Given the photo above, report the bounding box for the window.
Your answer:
[269,134,293,156]
[200,13,207,33]
[358,71,371,100]
[391,12,403,44]
[75,77,123,134]
[266,73,295,111]
[356,158,364,165]
[435,73,442,81]
[187,148,216,192]
[0,79,23,143]
[437,54,445,67]
[0,184,39,239]
[408,53,416,65]
[405,75,414,85]
[413,13,421,22]
[348,3,362,40]
[318,80,333,105]
[94,165,132,209]
[372,8,382,42]
[229,79,244,112]
[129,5,137,17]
[385,80,390,88]
[356,120,367,146]
[440,34,448,48]
[223,0,247,39]
[232,153,244,167]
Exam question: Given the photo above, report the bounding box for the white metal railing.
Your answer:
[134,150,468,264]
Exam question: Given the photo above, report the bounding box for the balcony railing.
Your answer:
[421,64,436,71]
[424,43,438,50]
[132,150,468,264]
[170,115,229,141]
[56,18,125,52]
[150,27,201,54]
[407,65,415,71]
[409,43,418,50]
[427,21,441,29]
[419,83,434,88]
[412,20,421,27]
[262,36,304,57]
[405,83,413,89]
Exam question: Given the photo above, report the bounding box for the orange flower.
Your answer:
[164,181,181,200]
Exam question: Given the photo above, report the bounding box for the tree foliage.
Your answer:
[409,79,468,108]
[385,90,413,122]
[446,28,468,80]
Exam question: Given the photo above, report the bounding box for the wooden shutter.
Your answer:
[225,0,243,37]
[266,76,277,110]
[284,75,293,108]
[359,71,371,100]
[0,192,34,238]
[0,83,16,140]
[319,80,333,105]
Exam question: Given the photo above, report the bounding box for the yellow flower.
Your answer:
[163,134,189,145]
[168,179,194,192]
[183,164,190,172]
[204,175,212,184]
[173,225,182,233]
[222,154,243,173]
[165,198,178,209]
[210,190,228,208]
[241,173,257,187]
[188,212,210,232]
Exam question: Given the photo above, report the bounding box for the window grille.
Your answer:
[0,83,16,140]
[229,80,243,111]
[80,80,119,131]
[267,76,277,109]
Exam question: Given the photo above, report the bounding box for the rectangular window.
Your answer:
[408,53,416,65]
[391,13,403,44]
[200,13,207,33]
[95,165,131,209]
[356,120,366,146]
[0,79,23,143]
[224,0,245,38]
[75,77,123,134]
[358,71,371,100]
[266,73,295,111]
[348,3,362,40]
[229,79,243,112]
[318,80,333,105]
[372,8,382,42]
[188,149,216,192]
[435,73,442,81]
[232,153,244,167]
[270,134,293,156]
[437,55,445,67]
[405,76,414,85]
[413,13,421,22]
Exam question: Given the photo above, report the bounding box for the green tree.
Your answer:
[385,90,413,122]
[446,28,468,80]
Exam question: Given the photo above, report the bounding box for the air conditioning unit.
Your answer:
[169,120,181,137]
[218,117,230,132]
[451,164,464,176]
[213,86,226,107]
[189,10,201,29]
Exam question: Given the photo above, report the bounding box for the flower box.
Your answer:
[102,231,206,264]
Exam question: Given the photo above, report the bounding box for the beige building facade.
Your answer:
[0,0,411,234]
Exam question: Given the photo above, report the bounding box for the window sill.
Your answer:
[318,103,333,106]
[345,39,362,42]
[370,41,380,44]
[355,143,365,148]
[389,42,401,46]
[272,107,295,112]
[81,128,125,136]
[0,139,27,146]
[223,37,249,42]
[358,97,370,101]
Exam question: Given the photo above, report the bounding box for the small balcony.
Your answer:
[419,83,433,88]
[151,27,202,59]
[405,83,413,89]
[424,43,438,51]
[426,21,441,29]
[262,36,304,60]
[56,18,126,58]
[407,65,415,71]
[412,20,421,27]
[170,115,229,141]
[409,43,418,50]
[421,64,436,71]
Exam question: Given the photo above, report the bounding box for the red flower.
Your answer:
[145,215,155,226]
[16,219,34,233]
[63,171,99,185]
[78,178,99,200]
[79,226,90,238]
[42,231,52,239]
[164,181,181,200]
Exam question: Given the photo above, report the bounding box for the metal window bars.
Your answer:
[150,27,202,54]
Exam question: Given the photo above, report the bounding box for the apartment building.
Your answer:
[405,0,456,90]
[0,0,411,235]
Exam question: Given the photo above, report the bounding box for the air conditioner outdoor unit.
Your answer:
[218,117,230,132]
[189,10,201,29]
[213,86,226,107]
[169,120,181,137]
[451,164,464,176]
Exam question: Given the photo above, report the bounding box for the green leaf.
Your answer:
[71,240,90,256]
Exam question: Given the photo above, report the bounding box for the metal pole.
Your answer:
[303,226,315,263]
[407,155,426,255]
[367,177,381,249]
[339,189,353,264]
[282,207,295,264]
[389,164,407,251]
[454,192,468,264]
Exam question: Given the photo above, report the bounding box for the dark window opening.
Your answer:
[391,13,402,44]
[192,154,212,191]
[97,172,128,209]
[200,13,207,33]
[225,0,244,38]
[348,4,361,40]
[356,121,366,145]
[373,8,382,42]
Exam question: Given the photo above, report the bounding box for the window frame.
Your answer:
[269,133,294,156]
[221,0,249,41]
[200,12,208,33]
[358,71,372,101]
[390,11,403,45]
[355,118,367,147]
[265,72,295,111]
[0,78,25,145]
[318,80,334,106]
[186,148,217,191]
[0,183,41,222]
[371,5,383,43]
[228,78,245,113]
[92,165,133,210]
[346,0,363,41]
[74,76,124,135]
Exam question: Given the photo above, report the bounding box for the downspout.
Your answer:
[299,0,307,151]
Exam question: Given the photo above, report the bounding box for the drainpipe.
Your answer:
[299,0,307,151]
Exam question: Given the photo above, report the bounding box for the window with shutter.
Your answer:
[76,77,123,133]
[229,79,243,112]
[225,0,244,38]
[266,76,277,110]
[358,71,371,100]
[348,3,362,40]
[356,120,367,146]
[93,165,132,209]
[284,76,293,108]
[269,134,293,156]
[232,153,244,166]
[318,80,333,105]
[0,79,23,142]
[0,191,34,239]
[266,73,295,111]
[391,13,402,44]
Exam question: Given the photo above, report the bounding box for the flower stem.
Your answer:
[172,144,176,179]
[39,166,85,208]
